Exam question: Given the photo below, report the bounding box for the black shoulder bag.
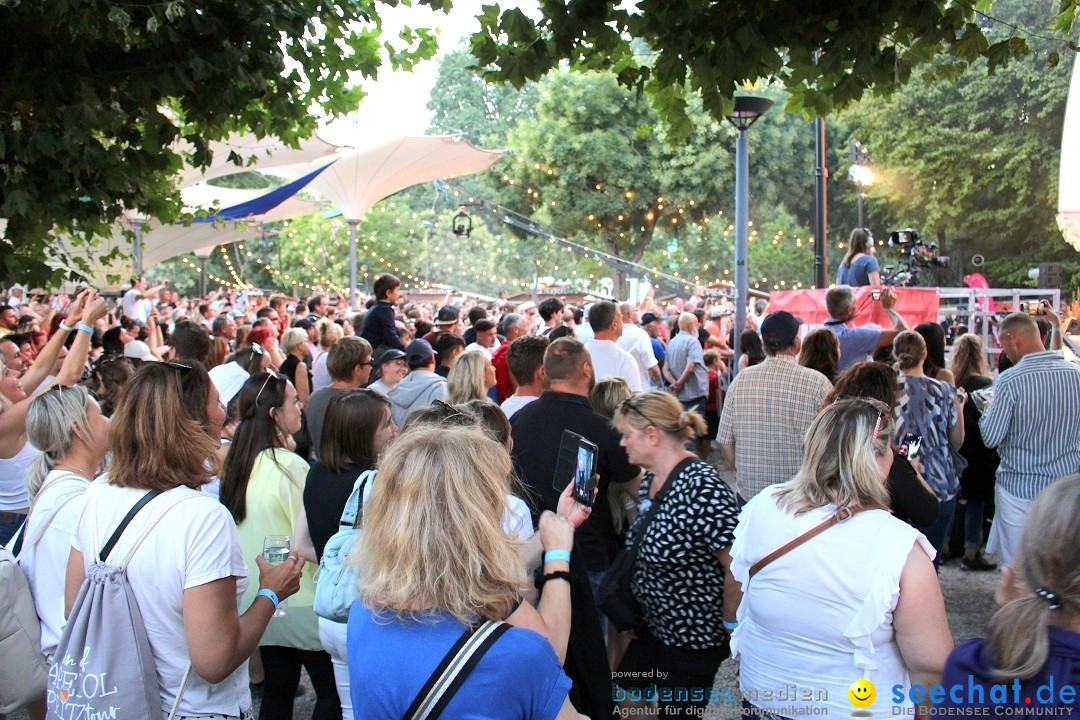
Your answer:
[597,459,690,632]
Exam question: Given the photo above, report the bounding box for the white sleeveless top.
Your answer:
[0,439,38,510]
[730,488,934,718]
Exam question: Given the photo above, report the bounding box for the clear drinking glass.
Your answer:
[262,535,291,617]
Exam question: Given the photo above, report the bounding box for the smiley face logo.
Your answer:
[848,679,876,709]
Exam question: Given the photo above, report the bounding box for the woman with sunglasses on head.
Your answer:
[730,399,952,719]
[220,370,339,720]
[824,361,940,530]
[610,391,740,718]
[301,389,396,720]
[65,362,303,720]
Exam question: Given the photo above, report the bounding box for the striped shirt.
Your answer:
[717,354,834,500]
[979,351,1080,500]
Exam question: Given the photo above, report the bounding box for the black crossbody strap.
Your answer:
[403,620,510,720]
[99,490,162,562]
[630,457,694,551]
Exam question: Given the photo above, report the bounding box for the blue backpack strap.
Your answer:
[338,470,375,529]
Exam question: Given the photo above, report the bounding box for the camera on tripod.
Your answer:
[881,228,950,286]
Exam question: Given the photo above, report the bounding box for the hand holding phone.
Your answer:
[898,432,922,460]
[552,430,598,507]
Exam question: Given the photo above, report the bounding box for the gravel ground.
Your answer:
[14,455,1001,720]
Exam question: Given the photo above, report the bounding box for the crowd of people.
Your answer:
[1,267,1079,720]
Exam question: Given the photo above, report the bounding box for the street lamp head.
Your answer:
[193,245,215,260]
[849,164,876,187]
[726,95,774,130]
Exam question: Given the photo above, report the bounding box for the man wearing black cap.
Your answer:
[421,305,462,344]
[387,339,448,426]
[717,310,833,504]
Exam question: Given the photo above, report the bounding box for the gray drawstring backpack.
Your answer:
[48,490,199,720]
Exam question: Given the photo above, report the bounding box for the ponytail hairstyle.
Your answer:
[892,330,926,371]
[25,385,94,501]
[988,474,1080,680]
[613,390,708,441]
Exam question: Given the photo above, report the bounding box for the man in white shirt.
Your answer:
[121,276,161,323]
[583,301,641,392]
[616,302,661,389]
[463,318,500,359]
[501,335,549,419]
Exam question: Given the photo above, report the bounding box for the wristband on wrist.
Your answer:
[59,322,74,332]
[722,619,739,631]
[1052,326,1062,335]
[76,322,93,334]
[256,588,280,609]
[544,549,571,564]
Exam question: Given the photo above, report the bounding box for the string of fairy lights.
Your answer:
[178,159,855,294]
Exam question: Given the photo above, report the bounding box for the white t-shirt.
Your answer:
[501,394,538,419]
[312,352,332,392]
[19,471,90,658]
[584,338,642,392]
[617,323,659,389]
[463,343,497,360]
[503,494,532,542]
[121,288,148,323]
[72,480,250,716]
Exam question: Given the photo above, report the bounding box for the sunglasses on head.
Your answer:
[165,361,194,396]
[254,368,284,408]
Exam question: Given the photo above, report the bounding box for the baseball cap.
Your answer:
[434,306,460,326]
[405,339,435,366]
[759,311,803,348]
[640,312,659,325]
[709,306,724,319]
[376,348,406,366]
[123,340,159,363]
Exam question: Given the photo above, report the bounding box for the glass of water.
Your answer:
[262,535,291,617]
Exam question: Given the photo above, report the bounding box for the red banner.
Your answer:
[767,287,941,327]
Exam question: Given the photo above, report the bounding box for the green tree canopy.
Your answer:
[469,0,1074,134]
[848,0,1077,292]
[0,0,444,286]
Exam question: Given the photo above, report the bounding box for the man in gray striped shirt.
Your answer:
[980,311,1080,566]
